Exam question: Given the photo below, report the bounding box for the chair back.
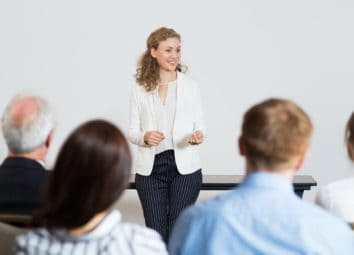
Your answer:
[0,214,31,228]
[0,222,26,255]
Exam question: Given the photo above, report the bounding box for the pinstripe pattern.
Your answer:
[135,150,202,242]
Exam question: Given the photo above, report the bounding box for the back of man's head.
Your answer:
[240,98,313,171]
[1,94,55,155]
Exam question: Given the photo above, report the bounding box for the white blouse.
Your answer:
[153,80,177,154]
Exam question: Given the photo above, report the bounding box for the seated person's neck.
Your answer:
[69,211,107,236]
[8,146,47,162]
[246,161,297,181]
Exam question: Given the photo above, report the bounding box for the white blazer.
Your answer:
[128,73,206,176]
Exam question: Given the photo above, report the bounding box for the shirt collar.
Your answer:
[36,159,47,169]
[54,210,122,241]
[241,171,294,193]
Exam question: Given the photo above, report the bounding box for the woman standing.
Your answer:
[128,27,206,242]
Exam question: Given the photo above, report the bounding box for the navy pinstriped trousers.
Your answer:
[135,150,202,243]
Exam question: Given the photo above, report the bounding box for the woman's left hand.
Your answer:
[188,130,204,145]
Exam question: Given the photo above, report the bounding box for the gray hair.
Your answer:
[1,94,55,154]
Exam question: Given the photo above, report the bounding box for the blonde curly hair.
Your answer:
[135,27,186,92]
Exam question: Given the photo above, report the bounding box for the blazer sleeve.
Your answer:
[193,82,207,138]
[127,86,148,147]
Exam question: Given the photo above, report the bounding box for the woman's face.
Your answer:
[151,37,181,72]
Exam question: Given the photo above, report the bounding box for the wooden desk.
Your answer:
[129,175,317,198]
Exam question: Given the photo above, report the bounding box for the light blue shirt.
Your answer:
[169,172,354,255]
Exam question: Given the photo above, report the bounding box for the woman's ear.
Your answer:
[150,48,157,58]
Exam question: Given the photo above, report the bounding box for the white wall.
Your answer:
[0,0,353,205]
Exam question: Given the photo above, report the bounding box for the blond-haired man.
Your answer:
[169,98,354,255]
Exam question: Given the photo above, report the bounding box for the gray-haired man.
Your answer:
[0,94,55,215]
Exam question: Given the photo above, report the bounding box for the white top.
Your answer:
[14,210,167,255]
[154,80,177,154]
[315,177,354,222]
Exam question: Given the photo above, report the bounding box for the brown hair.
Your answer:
[32,120,131,229]
[345,112,354,161]
[135,27,186,92]
[240,98,313,169]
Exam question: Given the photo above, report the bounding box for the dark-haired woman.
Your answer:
[128,27,206,242]
[14,120,167,255]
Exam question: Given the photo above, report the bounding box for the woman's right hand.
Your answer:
[144,131,165,146]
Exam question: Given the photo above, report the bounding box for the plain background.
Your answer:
[0,0,353,224]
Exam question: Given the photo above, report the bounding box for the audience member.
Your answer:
[0,94,54,215]
[169,99,354,255]
[316,112,354,222]
[14,120,167,254]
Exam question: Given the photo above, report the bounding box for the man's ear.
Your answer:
[45,129,54,148]
[239,136,246,156]
[293,151,307,172]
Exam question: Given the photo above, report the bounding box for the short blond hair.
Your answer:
[241,98,313,169]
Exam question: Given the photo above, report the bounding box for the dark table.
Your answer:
[129,175,317,198]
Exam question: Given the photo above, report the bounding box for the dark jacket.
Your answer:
[0,157,49,215]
